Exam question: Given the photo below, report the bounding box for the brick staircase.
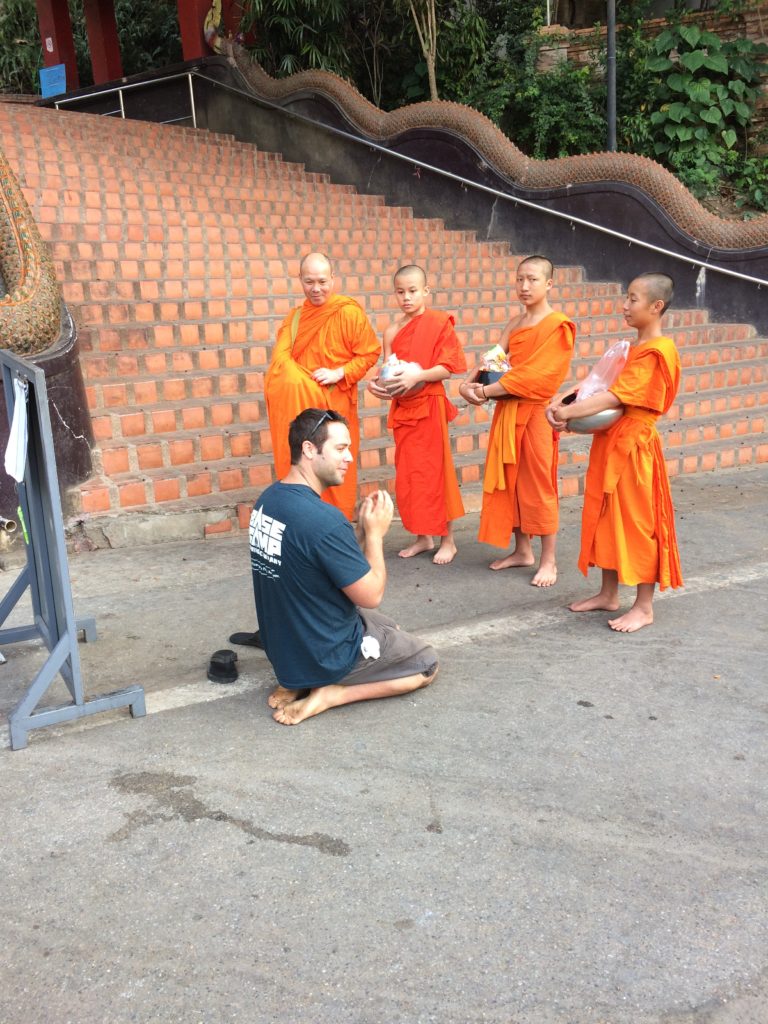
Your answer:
[1,103,766,541]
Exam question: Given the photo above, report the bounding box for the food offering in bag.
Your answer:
[567,339,629,433]
[477,344,513,398]
[377,354,426,397]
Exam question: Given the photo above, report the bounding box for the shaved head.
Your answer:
[299,251,335,306]
[394,264,427,287]
[518,255,554,280]
[631,272,674,313]
[300,251,333,277]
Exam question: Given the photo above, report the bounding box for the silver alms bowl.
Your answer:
[568,407,624,434]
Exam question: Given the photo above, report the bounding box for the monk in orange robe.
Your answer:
[461,256,575,587]
[548,272,683,632]
[265,252,380,520]
[368,265,467,564]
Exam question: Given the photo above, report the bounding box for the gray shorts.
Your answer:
[338,608,438,686]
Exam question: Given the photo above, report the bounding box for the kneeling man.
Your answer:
[249,408,438,725]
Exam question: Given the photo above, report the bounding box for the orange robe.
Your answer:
[265,294,379,519]
[578,335,683,590]
[387,310,467,536]
[478,311,575,546]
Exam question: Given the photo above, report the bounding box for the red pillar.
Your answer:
[177,0,210,60]
[222,0,243,37]
[83,0,123,83]
[35,0,79,90]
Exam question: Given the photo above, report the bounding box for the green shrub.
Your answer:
[240,0,350,77]
[0,0,182,94]
[0,0,43,94]
[643,19,767,198]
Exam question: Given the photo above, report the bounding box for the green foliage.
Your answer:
[642,17,767,198]
[346,2,405,108]
[241,0,351,77]
[434,2,516,122]
[400,60,429,103]
[0,0,182,94]
[113,0,182,78]
[508,57,607,159]
[0,0,42,94]
[732,150,768,211]
[477,0,545,57]
[70,0,182,87]
[614,1,655,152]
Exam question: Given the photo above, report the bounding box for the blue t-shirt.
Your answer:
[249,482,371,688]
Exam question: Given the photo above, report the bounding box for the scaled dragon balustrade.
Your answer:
[0,144,92,518]
[0,147,60,355]
[229,43,768,253]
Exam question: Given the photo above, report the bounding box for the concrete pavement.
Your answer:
[1,466,767,1023]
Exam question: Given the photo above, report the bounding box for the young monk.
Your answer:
[547,272,683,632]
[368,265,467,564]
[460,255,575,587]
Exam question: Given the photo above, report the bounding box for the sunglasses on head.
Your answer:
[307,410,333,440]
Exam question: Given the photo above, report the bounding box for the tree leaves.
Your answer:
[640,17,765,204]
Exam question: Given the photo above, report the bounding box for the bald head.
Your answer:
[631,272,674,313]
[518,255,554,281]
[299,252,335,306]
[300,251,333,277]
[394,264,427,287]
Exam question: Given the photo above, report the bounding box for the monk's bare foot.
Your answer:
[489,551,535,571]
[433,539,457,565]
[608,607,653,633]
[569,592,620,613]
[531,561,557,587]
[273,685,344,725]
[268,684,307,709]
[399,536,435,559]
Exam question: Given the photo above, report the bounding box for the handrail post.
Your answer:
[188,73,197,129]
[607,0,617,152]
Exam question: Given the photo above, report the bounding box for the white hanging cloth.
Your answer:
[4,377,29,483]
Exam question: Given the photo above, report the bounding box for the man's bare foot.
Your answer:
[433,539,457,565]
[267,684,308,709]
[608,607,653,633]
[531,562,557,587]
[273,685,343,725]
[489,551,535,571]
[569,592,620,612]
[399,536,435,559]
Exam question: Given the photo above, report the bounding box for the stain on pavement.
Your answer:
[109,770,350,857]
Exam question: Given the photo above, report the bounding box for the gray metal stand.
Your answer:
[0,350,145,750]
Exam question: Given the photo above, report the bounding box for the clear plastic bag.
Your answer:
[576,340,630,400]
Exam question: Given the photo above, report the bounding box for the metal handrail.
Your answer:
[54,68,767,288]
[53,68,200,105]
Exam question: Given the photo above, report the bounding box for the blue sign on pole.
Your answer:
[39,63,67,98]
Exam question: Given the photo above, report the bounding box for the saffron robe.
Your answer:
[578,335,683,590]
[265,294,380,520]
[478,311,575,546]
[387,310,467,536]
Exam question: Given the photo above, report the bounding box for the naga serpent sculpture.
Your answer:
[204,0,225,55]
[228,41,768,253]
[0,146,60,356]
